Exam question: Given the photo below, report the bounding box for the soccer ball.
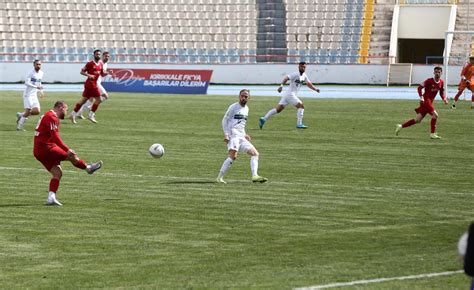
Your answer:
[149,143,164,158]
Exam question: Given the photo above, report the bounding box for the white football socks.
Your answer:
[297,108,304,125]
[18,116,27,129]
[218,157,233,178]
[79,100,93,115]
[264,108,278,120]
[250,155,259,177]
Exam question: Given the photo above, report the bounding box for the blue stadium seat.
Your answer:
[188,55,198,63]
[66,54,76,62]
[56,54,66,62]
[77,54,88,62]
[66,47,76,54]
[208,55,218,63]
[228,49,239,63]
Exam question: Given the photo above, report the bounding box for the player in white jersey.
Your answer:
[16,60,44,131]
[259,62,320,129]
[77,51,113,119]
[216,89,268,184]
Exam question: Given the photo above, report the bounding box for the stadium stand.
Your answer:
[1,0,373,64]
[1,0,461,65]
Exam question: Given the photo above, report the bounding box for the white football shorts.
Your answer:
[227,136,255,153]
[278,93,302,106]
[23,92,40,109]
[98,82,107,95]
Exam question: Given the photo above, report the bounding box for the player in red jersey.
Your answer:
[452,56,474,109]
[395,66,448,139]
[34,101,103,206]
[69,49,104,124]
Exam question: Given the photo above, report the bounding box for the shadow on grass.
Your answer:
[0,203,38,208]
[164,180,216,184]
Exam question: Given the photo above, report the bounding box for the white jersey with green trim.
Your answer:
[222,102,248,137]
[284,71,310,96]
[23,69,43,98]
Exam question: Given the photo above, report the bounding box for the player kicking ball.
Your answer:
[34,101,103,206]
[395,66,448,139]
[217,89,267,184]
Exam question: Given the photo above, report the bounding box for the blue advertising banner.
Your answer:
[101,69,213,94]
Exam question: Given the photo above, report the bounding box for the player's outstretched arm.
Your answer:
[306,80,320,93]
[277,76,289,93]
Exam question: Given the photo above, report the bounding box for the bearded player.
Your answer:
[70,49,104,124]
[34,101,103,205]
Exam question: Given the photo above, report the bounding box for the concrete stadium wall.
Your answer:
[0,62,462,85]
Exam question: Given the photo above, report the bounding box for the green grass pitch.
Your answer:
[0,90,473,289]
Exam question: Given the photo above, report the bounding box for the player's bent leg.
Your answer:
[275,104,285,113]
[414,113,424,124]
[30,107,40,115]
[17,109,32,131]
[78,100,93,119]
[100,93,108,102]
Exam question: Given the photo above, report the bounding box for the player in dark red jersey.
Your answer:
[395,66,448,139]
[34,101,103,206]
[69,49,104,124]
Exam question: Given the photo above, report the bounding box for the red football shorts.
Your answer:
[82,86,101,99]
[414,101,435,117]
[34,144,68,171]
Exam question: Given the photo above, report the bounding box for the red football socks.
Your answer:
[74,159,87,169]
[431,118,437,133]
[49,178,60,193]
[402,119,416,128]
[91,103,99,112]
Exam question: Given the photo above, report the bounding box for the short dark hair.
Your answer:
[299,61,306,65]
[434,66,442,71]
[103,51,109,56]
[93,49,102,54]
[54,100,66,109]
[239,89,250,96]
[33,59,41,64]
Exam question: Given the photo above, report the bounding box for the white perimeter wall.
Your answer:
[0,63,463,86]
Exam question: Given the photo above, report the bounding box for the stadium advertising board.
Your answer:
[101,69,213,94]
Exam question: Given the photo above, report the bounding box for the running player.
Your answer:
[70,49,103,124]
[395,66,448,139]
[259,61,320,129]
[77,51,114,119]
[16,60,44,131]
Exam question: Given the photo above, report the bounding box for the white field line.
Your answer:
[294,270,464,290]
